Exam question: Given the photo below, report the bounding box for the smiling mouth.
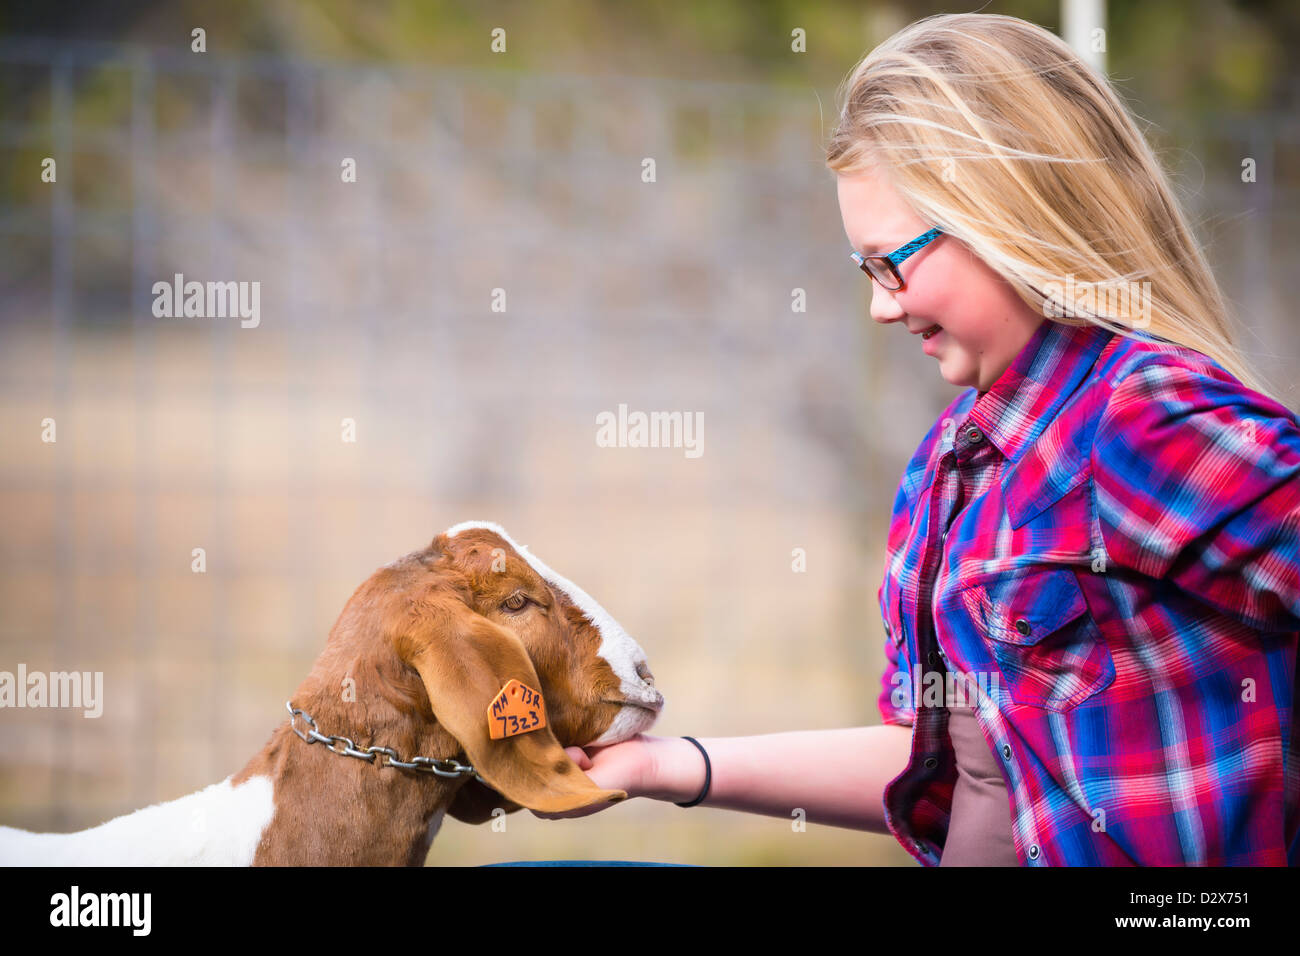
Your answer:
[920,324,942,340]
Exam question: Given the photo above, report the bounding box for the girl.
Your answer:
[534,13,1300,865]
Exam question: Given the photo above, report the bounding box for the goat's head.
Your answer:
[296,521,663,822]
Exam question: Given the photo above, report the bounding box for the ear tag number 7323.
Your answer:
[488,678,547,739]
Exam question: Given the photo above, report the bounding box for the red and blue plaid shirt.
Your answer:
[877,317,1300,865]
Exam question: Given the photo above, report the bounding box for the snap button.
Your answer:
[1001,744,1012,760]
[927,649,940,667]
[1014,618,1032,636]
[923,756,938,769]
[965,427,982,442]
[1028,844,1040,861]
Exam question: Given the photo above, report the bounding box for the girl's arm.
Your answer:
[646,726,915,832]
[535,724,915,834]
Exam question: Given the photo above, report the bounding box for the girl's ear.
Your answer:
[394,593,627,814]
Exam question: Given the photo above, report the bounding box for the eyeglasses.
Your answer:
[849,227,944,292]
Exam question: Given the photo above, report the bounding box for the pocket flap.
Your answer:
[962,567,1088,646]
[1002,459,1089,530]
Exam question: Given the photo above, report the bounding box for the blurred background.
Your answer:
[0,0,1296,866]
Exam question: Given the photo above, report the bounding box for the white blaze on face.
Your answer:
[443,521,663,745]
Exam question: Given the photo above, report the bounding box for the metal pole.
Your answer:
[1063,0,1108,75]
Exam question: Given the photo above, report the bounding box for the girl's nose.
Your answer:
[869,284,907,325]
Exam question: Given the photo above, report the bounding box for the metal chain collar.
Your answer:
[286,701,485,782]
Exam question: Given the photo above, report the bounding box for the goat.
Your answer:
[0,521,664,865]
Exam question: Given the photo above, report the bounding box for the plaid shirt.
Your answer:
[877,317,1300,866]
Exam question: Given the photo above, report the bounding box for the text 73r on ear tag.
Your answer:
[488,679,547,739]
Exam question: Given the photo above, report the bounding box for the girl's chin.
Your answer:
[937,360,979,390]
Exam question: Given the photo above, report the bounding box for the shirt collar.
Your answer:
[967,319,1115,463]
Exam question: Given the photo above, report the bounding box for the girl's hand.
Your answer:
[530,734,662,820]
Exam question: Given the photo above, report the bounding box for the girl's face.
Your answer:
[836,165,1044,393]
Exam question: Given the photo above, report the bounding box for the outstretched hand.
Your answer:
[530,735,657,820]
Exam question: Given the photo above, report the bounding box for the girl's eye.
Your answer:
[503,592,529,611]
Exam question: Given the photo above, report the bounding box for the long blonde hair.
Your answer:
[825,13,1279,403]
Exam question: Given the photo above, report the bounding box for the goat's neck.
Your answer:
[231,702,469,866]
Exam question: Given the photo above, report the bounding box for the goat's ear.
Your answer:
[446,778,523,824]
[396,595,627,814]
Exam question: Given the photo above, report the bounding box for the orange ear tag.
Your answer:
[487,679,548,740]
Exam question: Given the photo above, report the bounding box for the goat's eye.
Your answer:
[502,592,529,612]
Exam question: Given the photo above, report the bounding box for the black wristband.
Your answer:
[674,736,711,807]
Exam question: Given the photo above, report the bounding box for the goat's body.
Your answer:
[0,721,461,866]
[0,722,460,866]
[0,775,275,866]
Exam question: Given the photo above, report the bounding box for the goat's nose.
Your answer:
[635,660,655,686]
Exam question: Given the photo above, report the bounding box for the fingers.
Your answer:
[563,745,593,770]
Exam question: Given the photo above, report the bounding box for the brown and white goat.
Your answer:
[0,521,664,865]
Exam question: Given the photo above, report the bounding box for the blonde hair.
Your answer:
[825,13,1279,403]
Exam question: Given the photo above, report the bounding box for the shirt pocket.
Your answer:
[958,566,1114,712]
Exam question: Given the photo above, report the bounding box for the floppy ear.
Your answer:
[396,593,627,814]
[446,778,523,824]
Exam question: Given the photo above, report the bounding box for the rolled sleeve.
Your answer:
[877,577,915,728]
[878,629,914,727]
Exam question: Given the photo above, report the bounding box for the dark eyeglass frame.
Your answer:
[849,227,944,292]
